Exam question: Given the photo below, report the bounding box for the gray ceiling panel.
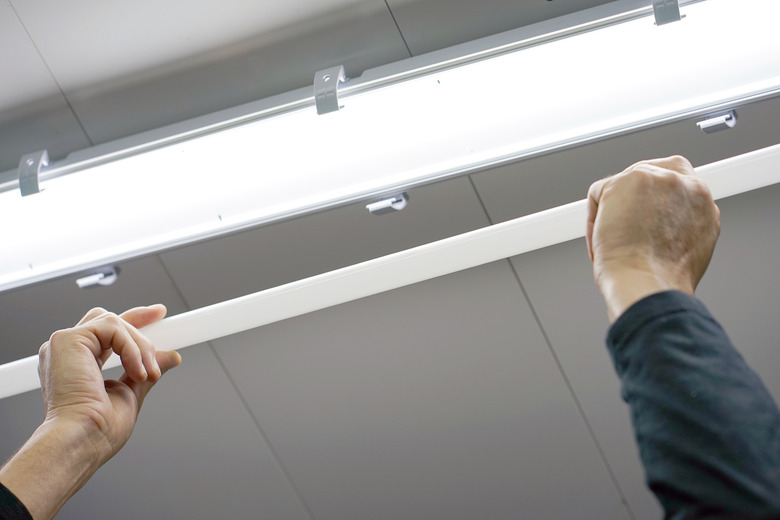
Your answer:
[509,240,661,519]
[0,253,312,518]
[55,343,311,520]
[385,0,615,56]
[509,184,780,519]
[0,255,189,364]
[0,97,92,173]
[471,95,780,519]
[0,343,312,520]
[160,177,491,309]
[697,184,780,399]
[471,95,780,226]
[212,261,630,520]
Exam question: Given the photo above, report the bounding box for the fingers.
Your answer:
[641,155,695,176]
[88,314,152,382]
[69,305,170,382]
[586,178,607,262]
[75,306,108,326]
[120,304,167,329]
[118,350,182,411]
[585,155,696,263]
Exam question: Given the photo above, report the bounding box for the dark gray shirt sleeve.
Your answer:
[0,483,32,520]
[606,291,780,520]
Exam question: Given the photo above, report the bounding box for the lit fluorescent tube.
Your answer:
[1,0,780,292]
[1,142,780,399]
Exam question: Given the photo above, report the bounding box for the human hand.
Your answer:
[586,156,721,322]
[37,305,182,464]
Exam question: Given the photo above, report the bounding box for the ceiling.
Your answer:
[2,1,780,519]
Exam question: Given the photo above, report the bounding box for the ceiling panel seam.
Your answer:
[204,340,318,520]
[505,259,636,520]
[6,0,95,147]
[154,254,317,520]
[382,0,413,57]
[466,175,636,519]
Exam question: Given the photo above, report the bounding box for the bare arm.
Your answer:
[0,305,181,520]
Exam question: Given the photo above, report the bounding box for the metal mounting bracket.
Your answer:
[76,266,120,289]
[697,110,737,134]
[653,0,682,25]
[18,150,49,197]
[366,193,409,215]
[314,66,346,115]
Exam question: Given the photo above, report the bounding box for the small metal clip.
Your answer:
[697,110,737,134]
[18,150,49,197]
[314,65,346,115]
[653,0,682,25]
[76,266,120,289]
[366,193,409,215]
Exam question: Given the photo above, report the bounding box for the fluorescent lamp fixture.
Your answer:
[1,0,780,292]
[1,142,780,399]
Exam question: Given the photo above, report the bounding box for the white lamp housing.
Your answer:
[1,0,780,292]
[1,142,780,400]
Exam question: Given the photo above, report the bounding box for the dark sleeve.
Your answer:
[0,483,32,520]
[607,291,780,520]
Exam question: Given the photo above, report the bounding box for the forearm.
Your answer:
[608,291,780,517]
[0,419,104,520]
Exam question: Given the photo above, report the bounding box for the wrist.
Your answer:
[0,419,105,520]
[596,266,693,323]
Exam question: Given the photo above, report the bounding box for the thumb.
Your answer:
[156,350,182,374]
[124,350,182,410]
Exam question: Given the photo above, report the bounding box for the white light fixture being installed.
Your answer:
[1,0,780,292]
[1,142,780,399]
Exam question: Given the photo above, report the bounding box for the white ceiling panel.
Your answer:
[385,0,615,55]
[10,0,410,144]
[160,177,490,309]
[212,261,630,519]
[0,0,59,108]
[9,0,385,92]
[0,0,90,171]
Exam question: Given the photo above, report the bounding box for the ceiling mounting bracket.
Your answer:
[653,0,682,25]
[76,266,120,289]
[697,110,738,134]
[366,193,409,215]
[18,150,49,197]
[314,65,346,115]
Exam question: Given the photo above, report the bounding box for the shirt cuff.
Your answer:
[607,290,711,350]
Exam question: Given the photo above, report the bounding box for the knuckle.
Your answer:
[689,177,714,200]
[103,313,123,327]
[87,306,108,317]
[620,165,654,187]
[668,155,693,170]
[48,329,70,346]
